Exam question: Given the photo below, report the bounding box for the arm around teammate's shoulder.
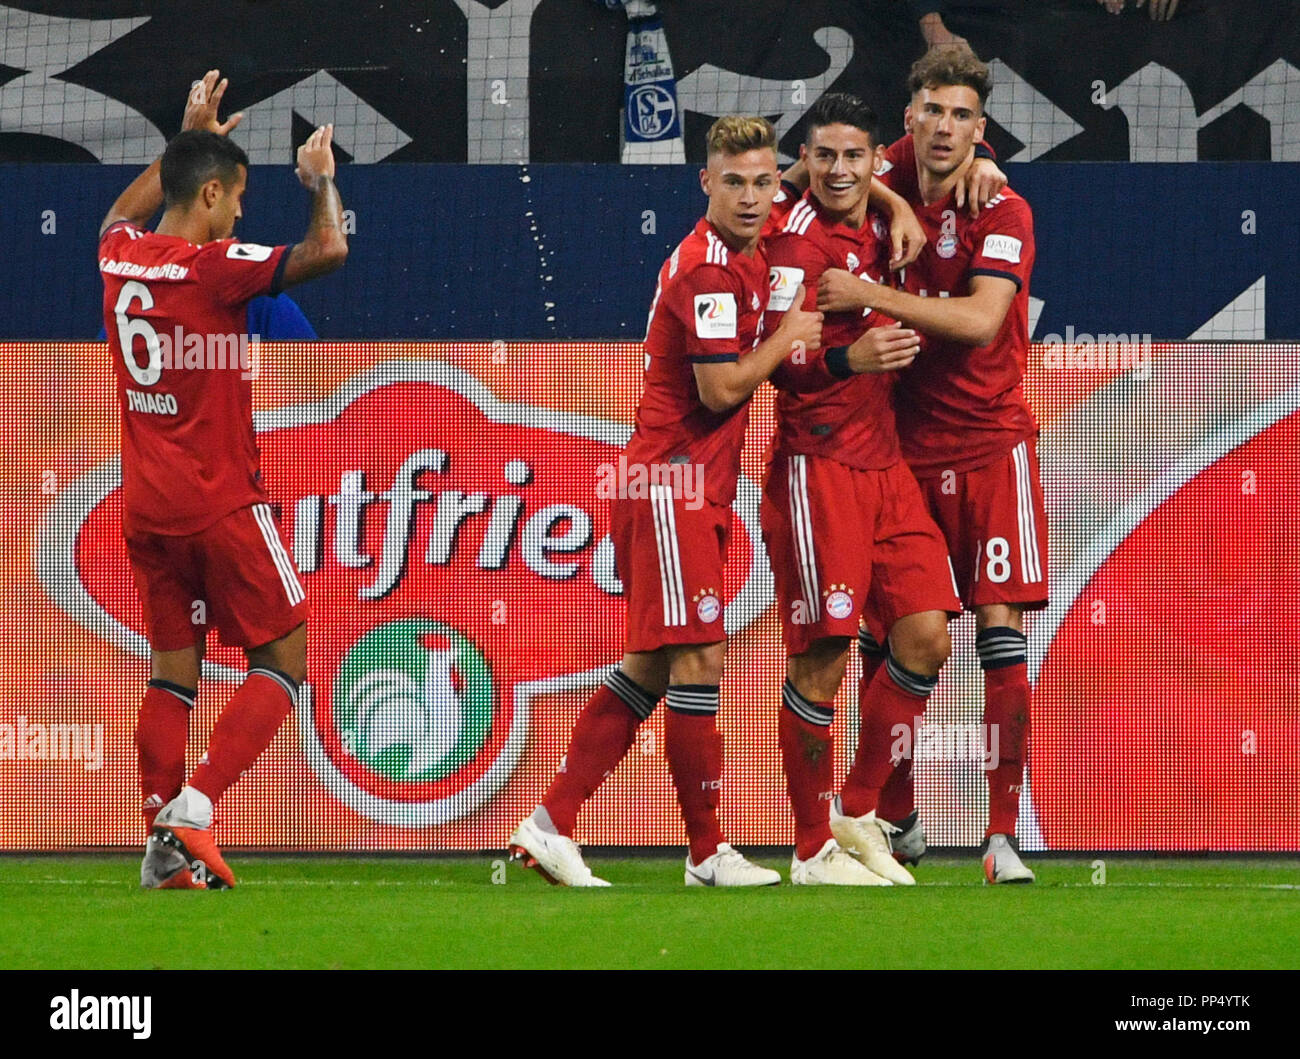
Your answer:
[280,124,349,289]
[844,274,1015,349]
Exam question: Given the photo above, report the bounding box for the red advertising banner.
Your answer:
[5,340,1297,851]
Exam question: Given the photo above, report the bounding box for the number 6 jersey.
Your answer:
[98,221,289,535]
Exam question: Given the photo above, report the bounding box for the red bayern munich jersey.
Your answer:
[762,188,901,470]
[99,221,289,535]
[878,138,1037,477]
[628,216,770,507]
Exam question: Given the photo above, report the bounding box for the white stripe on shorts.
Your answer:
[650,484,686,627]
[1012,443,1043,584]
[253,503,306,605]
[788,455,821,621]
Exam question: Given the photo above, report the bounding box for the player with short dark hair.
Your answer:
[159,129,251,205]
[762,91,961,886]
[510,115,823,887]
[818,46,1043,883]
[99,71,348,889]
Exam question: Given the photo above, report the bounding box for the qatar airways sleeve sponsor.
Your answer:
[981,234,1023,264]
[226,242,275,262]
[970,197,1034,288]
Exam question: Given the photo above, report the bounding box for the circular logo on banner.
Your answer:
[629,85,677,139]
[312,618,511,825]
[936,233,959,259]
[826,590,854,619]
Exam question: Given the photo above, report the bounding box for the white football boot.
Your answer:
[508,812,610,887]
[790,839,892,886]
[685,843,780,887]
[829,798,916,886]
[982,833,1036,884]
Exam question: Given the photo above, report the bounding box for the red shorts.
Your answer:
[126,502,309,651]
[762,453,961,656]
[915,439,1049,610]
[611,488,731,653]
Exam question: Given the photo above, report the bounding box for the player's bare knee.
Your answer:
[975,603,1023,634]
[927,627,953,673]
[788,638,850,701]
[150,645,203,689]
[620,650,669,699]
[666,641,725,686]
[246,623,307,687]
[889,615,951,676]
[917,624,952,674]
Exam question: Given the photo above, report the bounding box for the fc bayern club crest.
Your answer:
[825,590,854,620]
[696,592,721,623]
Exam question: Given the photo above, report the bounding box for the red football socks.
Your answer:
[188,668,297,805]
[977,627,1030,838]
[136,680,194,832]
[664,686,726,866]
[857,633,914,823]
[779,681,835,861]
[984,660,1031,837]
[840,658,935,818]
[877,753,916,825]
[857,627,888,686]
[542,676,651,836]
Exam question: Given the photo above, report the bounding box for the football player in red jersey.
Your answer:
[762,93,961,886]
[818,47,1043,883]
[511,116,823,887]
[100,72,348,889]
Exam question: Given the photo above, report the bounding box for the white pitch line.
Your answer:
[4,879,1298,890]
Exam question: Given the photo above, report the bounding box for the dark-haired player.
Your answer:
[762,92,961,885]
[99,71,348,888]
[510,116,822,887]
[819,47,1042,883]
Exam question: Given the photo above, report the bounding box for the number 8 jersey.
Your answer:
[98,221,289,536]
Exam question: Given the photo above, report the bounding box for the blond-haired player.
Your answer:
[510,117,822,886]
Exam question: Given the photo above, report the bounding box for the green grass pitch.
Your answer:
[1,854,1296,970]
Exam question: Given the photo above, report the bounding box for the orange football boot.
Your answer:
[150,825,237,889]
